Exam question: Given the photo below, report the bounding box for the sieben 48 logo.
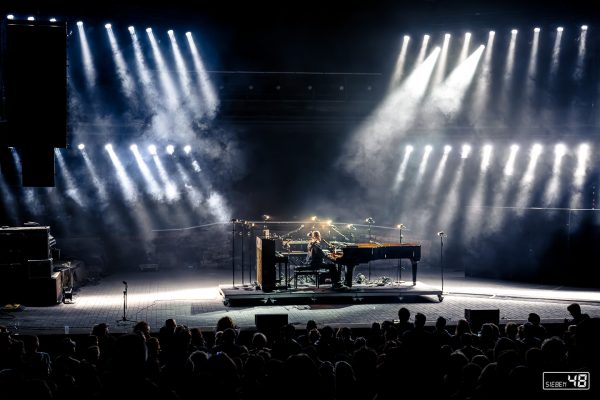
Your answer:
[543,372,590,391]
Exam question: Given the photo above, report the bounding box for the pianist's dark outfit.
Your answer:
[302,241,342,288]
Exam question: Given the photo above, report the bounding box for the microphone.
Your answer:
[437,231,446,237]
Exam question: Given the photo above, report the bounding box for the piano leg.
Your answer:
[345,265,355,287]
[411,260,417,285]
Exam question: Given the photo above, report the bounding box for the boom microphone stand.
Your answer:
[117,281,133,323]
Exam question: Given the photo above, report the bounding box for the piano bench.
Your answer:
[294,269,329,288]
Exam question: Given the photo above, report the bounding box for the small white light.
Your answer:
[425,145,433,152]
[130,144,138,151]
[554,143,567,157]
[405,145,414,153]
[581,25,588,31]
[7,14,15,20]
[77,143,85,150]
[444,145,452,154]
[128,26,135,33]
[489,30,495,36]
[27,16,35,21]
[424,34,430,40]
[465,32,471,38]
[557,27,564,32]
[76,21,83,27]
[403,35,410,41]
[167,29,174,35]
[534,27,540,33]
[166,145,175,155]
[105,23,112,29]
[510,144,520,152]
[186,31,192,37]
[146,27,152,33]
[444,33,451,39]
[461,144,472,159]
[49,18,57,22]
[183,145,192,154]
[511,29,518,34]
[148,145,157,155]
[104,143,112,150]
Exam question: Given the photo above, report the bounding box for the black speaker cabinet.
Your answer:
[464,309,500,332]
[255,314,288,337]
[28,259,53,279]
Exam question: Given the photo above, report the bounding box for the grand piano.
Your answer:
[329,242,421,287]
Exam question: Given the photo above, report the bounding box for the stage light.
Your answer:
[27,16,35,21]
[511,29,518,34]
[183,145,192,154]
[425,145,433,153]
[405,145,414,153]
[461,144,472,159]
[554,143,567,157]
[557,27,564,32]
[444,145,452,154]
[404,35,410,41]
[166,145,175,155]
[49,18,57,22]
[7,14,14,20]
[424,34,430,40]
[105,143,112,150]
[534,27,540,33]
[575,143,590,177]
[148,145,157,155]
[481,144,493,171]
[146,27,152,33]
[489,30,495,36]
[465,32,471,38]
[531,143,543,157]
[130,144,137,151]
[105,23,111,29]
[186,31,192,37]
[128,26,135,33]
[77,21,83,27]
[445,33,451,39]
[581,25,588,31]
[168,29,174,35]
[77,143,85,150]
[326,219,333,226]
[311,216,317,221]
[511,144,519,151]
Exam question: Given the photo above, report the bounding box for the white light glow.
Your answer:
[504,145,520,176]
[184,145,192,154]
[581,25,588,31]
[534,27,540,33]
[27,16,35,21]
[7,14,15,20]
[481,145,493,171]
[444,145,452,154]
[146,27,152,33]
[461,144,472,159]
[77,21,83,27]
[148,144,157,155]
[105,23,111,29]
[77,143,85,150]
[166,145,175,154]
[557,27,563,32]
[128,26,135,33]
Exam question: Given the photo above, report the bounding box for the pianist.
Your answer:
[304,231,344,289]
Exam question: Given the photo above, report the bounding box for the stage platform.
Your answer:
[1,269,598,336]
[220,281,443,305]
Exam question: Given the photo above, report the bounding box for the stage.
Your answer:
[2,268,598,336]
[219,280,444,305]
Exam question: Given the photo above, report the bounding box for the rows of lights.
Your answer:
[6,15,589,35]
[402,143,588,156]
[79,144,193,154]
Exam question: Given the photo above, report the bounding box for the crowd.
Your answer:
[0,303,597,399]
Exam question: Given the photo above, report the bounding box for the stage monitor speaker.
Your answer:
[255,313,288,337]
[20,147,55,187]
[464,309,500,332]
[2,20,67,148]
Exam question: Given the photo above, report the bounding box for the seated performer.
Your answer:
[301,231,344,288]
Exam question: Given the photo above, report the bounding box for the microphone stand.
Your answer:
[122,281,128,321]
[241,221,245,286]
[231,219,237,289]
[438,232,445,293]
[117,281,133,323]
